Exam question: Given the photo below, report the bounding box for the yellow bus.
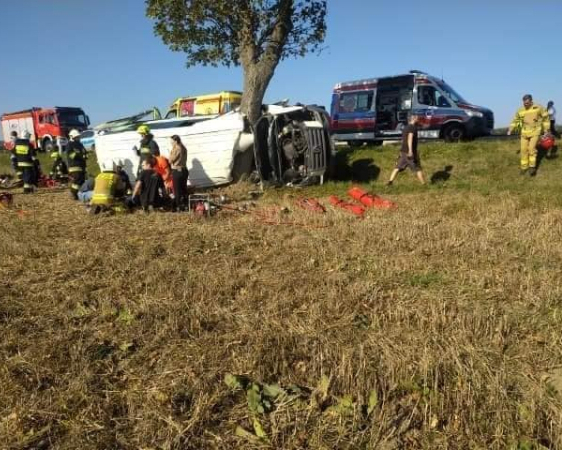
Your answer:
[165,91,243,119]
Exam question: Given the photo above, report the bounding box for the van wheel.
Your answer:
[443,124,465,142]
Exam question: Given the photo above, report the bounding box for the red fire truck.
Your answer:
[1,107,90,151]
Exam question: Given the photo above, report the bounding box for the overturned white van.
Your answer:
[94,104,333,188]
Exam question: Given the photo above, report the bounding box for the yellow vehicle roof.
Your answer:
[170,91,242,106]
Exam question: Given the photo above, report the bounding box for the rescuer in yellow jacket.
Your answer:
[90,162,126,214]
[508,94,550,176]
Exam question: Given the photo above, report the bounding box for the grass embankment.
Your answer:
[1,140,562,449]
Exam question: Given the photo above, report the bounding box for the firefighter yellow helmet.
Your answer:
[137,125,150,135]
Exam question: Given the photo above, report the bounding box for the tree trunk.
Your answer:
[240,62,277,125]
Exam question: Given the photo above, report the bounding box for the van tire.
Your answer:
[443,124,465,142]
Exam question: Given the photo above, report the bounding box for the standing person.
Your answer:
[67,129,88,199]
[8,131,21,180]
[386,115,426,186]
[169,135,189,211]
[136,125,160,176]
[13,131,37,194]
[508,94,550,176]
[547,101,559,137]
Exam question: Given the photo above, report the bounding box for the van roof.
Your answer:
[334,71,436,91]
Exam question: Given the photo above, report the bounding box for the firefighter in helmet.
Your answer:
[8,131,22,181]
[508,94,551,176]
[90,161,126,214]
[49,144,68,182]
[136,125,160,176]
[13,131,37,194]
[67,129,87,199]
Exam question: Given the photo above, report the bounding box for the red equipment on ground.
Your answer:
[296,197,326,213]
[328,195,365,217]
[539,134,556,151]
[348,186,397,209]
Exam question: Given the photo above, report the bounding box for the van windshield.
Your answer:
[436,81,467,104]
[58,111,87,126]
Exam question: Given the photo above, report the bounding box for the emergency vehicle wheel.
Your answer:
[443,124,465,142]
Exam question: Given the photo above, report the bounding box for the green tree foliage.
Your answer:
[146,0,327,123]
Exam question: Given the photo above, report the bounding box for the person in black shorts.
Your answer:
[386,114,426,185]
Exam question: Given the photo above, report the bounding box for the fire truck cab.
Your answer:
[1,107,89,151]
[330,71,494,145]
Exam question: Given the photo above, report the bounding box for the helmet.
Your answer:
[137,125,150,135]
[69,129,81,139]
[539,134,555,151]
[21,130,31,139]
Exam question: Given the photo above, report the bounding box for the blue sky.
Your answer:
[0,0,560,136]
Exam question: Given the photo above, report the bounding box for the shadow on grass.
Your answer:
[430,165,453,184]
[333,148,381,182]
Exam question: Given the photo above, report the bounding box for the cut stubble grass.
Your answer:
[1,139,562,449]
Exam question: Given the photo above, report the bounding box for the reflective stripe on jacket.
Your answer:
[14,140,35,167]
[67,141,87,172]
[510,105,550,137]
[91,172,120,205]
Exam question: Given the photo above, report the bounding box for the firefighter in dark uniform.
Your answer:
[8,131,22,180]
[49,147,68,182]
[136,125,160,176]
[67,129,87,199]
[13,131,37,194]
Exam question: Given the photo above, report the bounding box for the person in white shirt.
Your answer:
[547,101,559,137]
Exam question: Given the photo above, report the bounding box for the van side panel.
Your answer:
[331,84,377,142]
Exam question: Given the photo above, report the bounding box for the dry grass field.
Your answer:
[1,139,562,449]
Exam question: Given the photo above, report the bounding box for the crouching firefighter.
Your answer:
[136,125,160,176]
[90,162,126,214]
[49,147,68,182]
[14,131,37,193]
[67,129,87,199]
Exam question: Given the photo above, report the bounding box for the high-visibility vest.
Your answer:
[91,172,119,205]
[67,141,86,173]
[510,105,550,138]
[14,140,34,168]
